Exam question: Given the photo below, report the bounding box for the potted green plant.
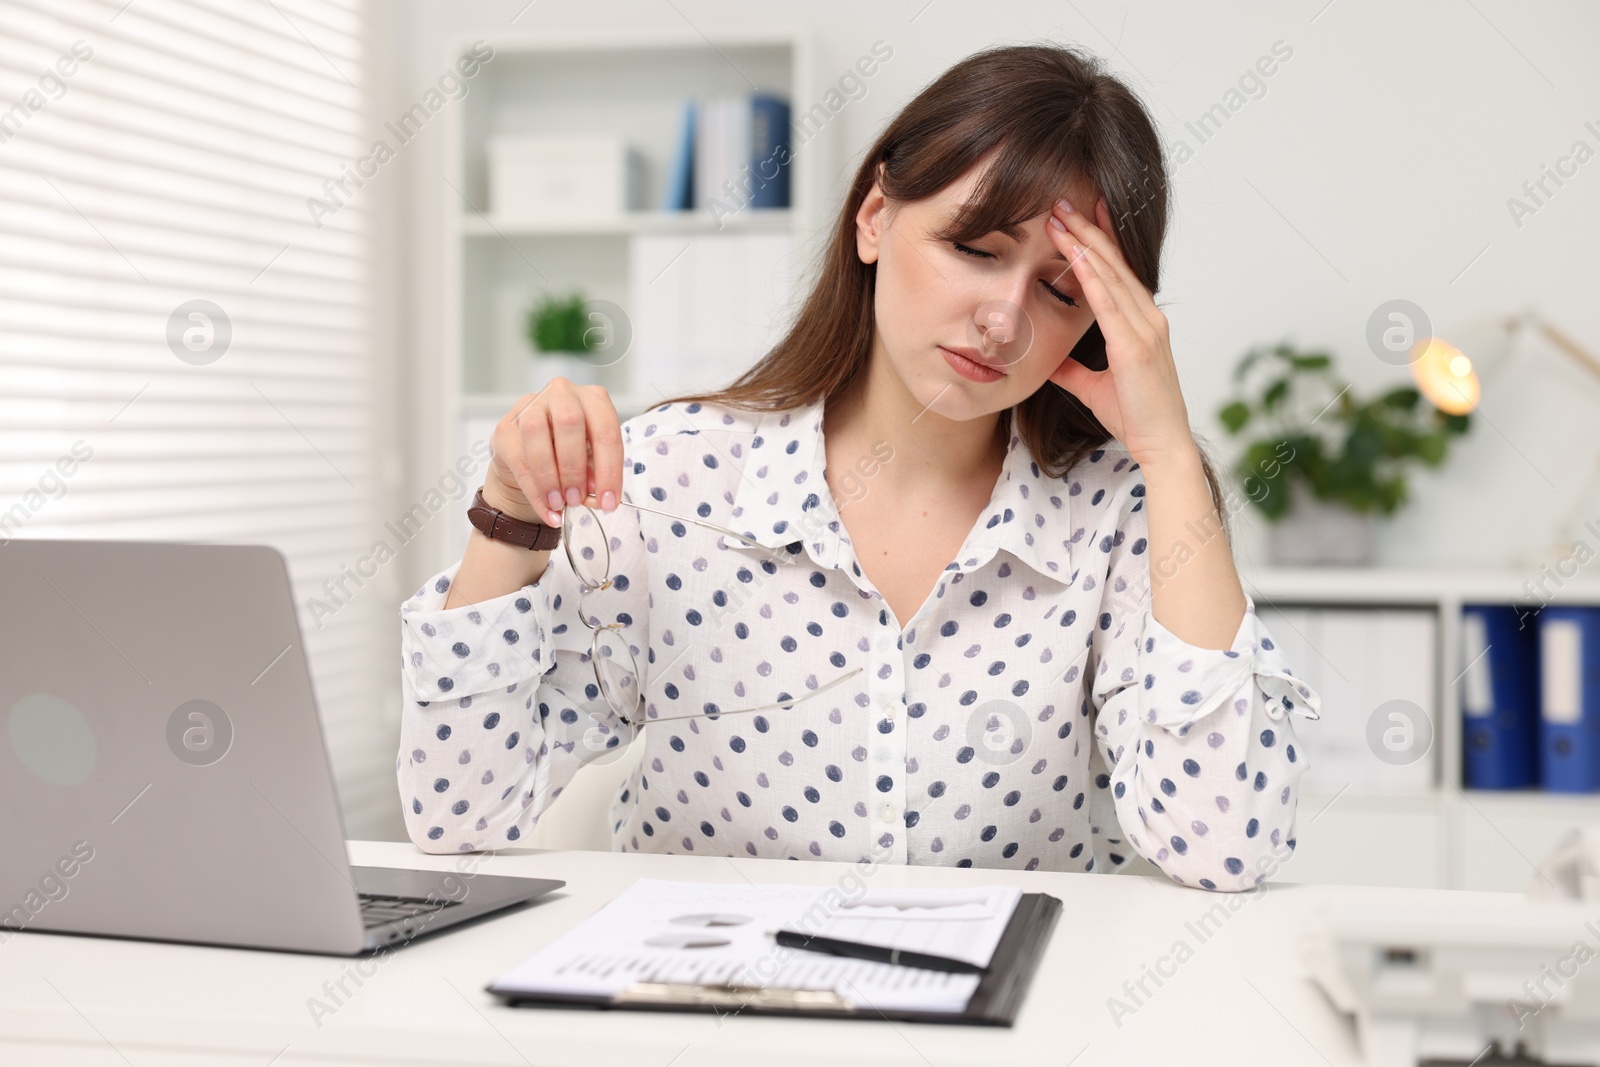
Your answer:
[1217,341,1472,565]
[526,292,601,391]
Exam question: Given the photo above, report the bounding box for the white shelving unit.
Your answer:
[460,209,795,238]
[437,27,816,473]
[1241,563,1600,891]
[431,28,818,565]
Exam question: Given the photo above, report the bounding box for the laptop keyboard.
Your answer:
[358,892,461,929]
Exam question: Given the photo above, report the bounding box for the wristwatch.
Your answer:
[467,487,563,551]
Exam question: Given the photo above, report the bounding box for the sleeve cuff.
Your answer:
[399,562,553,703]
[1141,593,1323,733]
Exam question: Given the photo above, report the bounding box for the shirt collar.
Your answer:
[730,401,1079,584]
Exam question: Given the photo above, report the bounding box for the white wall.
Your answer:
[382,0,1600,588]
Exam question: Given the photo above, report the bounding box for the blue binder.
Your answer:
[746,93,791,210]
[660,98,696,211]
[1538,606,1600,793]
[1461,604,1539,789]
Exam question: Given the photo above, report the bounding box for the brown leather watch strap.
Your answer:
[467,487,563,551]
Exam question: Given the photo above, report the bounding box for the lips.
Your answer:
[939,345,1007,384]
[934,347,1004,375]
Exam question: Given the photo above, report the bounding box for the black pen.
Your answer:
[771,929,987,974]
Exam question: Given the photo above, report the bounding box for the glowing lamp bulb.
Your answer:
[1411,337,1479,415]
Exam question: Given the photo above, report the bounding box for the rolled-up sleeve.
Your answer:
[396,502,647,855]
[1087,475,1322,891]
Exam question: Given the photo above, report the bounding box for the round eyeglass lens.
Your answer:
[592,626,639,720]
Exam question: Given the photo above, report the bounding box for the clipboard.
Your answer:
[485,890,1061,1026]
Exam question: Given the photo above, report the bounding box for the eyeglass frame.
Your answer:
[560,498,865,733]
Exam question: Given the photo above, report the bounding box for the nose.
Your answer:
[975,257,1036,347]
[969,296,1036,369]
[978,302,1022,345]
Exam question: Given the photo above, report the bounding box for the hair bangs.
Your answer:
[928,129,1093,245]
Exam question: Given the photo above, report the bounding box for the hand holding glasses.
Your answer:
[478,381,862,761]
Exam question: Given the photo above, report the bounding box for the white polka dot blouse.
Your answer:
[397,399,1323,890]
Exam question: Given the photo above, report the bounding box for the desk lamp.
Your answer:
[1410,312,1600,566]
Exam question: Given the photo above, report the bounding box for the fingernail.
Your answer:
[565,486,581,507]
[1057,197,1075,214]
[546,490,564,514]
[1049,215,1066,232]
[545,508,562,528]
[601,491,617,512]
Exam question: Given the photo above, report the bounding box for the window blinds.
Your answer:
[0,0,394,834]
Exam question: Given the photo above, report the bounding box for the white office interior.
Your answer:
[4,1,1600,1063]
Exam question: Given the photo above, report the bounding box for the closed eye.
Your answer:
[951,242,1080,309]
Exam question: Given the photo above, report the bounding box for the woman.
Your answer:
[397,43,1321,890]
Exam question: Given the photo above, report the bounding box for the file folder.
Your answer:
[659,98,695,211]
[1461,604,1539,789]
[1539,607,1600,793]
[745,93,791,210]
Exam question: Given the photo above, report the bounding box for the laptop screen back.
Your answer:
[0,539,366,954]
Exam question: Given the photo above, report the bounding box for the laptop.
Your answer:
[0,539,564,956]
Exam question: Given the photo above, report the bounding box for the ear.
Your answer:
[855,163,888,265]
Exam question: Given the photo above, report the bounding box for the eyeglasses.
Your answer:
[561,499,864,753]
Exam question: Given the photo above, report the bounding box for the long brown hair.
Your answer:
[680,42,1229,538]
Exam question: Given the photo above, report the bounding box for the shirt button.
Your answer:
[880,804,896,824]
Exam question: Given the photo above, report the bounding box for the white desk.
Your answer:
[0,840,1521,1066]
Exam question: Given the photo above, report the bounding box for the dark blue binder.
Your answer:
[1461,604,1538,789]
[661,98,696,211]
[1538,606,1600,793]
[747,93,790,210]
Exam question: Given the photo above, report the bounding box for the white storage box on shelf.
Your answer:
[1265,604,1438,795]
[487,134,645,224]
